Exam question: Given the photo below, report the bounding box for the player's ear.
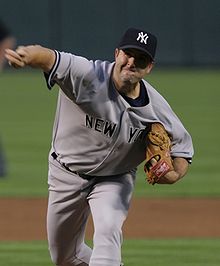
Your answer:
[114,48,120,59]
[145,62,154,74]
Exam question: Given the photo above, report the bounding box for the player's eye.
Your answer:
[122,49,150,68]
[123,50,132,57]
[137,56,148,69]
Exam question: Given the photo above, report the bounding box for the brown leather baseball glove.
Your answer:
[144,123,174,185]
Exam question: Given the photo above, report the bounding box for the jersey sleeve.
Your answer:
[44,50,60,89]
[144,81,194,161]
[160,107,194,161]
[44,50,96,101]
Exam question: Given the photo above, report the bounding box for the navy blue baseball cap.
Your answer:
[118,28,157,60]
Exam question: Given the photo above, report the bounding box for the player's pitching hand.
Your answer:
[5,47,26,68]
[5,45,55,72]
[5,45,41,68]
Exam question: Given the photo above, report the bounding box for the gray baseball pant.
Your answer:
[47,158,135,266]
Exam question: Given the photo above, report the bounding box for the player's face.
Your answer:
[114,48,153,85]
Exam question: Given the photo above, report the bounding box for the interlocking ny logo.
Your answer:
[136,32,149,44]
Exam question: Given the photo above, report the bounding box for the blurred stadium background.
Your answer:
[0,0,220,265]
[0,0,219,66]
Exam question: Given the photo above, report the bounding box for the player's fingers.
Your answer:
[5,49,22,61]
[7,57,25,68]
[16,46,33,65]
[16,46,28,57]
[5,50,25,68]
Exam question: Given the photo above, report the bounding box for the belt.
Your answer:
[51,152,94,180]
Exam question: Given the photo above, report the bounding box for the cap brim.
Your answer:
[118,45,154,60]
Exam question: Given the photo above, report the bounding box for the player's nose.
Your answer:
[127,56,135,67]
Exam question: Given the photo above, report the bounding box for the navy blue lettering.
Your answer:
[95,118,104,132]
[128,128,138,143]
[129,127,146,143]
[85,114,117,138]
[134,129,145,142]
[104,121,117,137]
[86,114,93,128]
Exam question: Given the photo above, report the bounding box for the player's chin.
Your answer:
[121,72,139,84]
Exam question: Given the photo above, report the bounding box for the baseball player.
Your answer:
[5,28,194,266]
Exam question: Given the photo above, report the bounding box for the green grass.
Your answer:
[1,239,220,266]
[0,69,220,197]
[122,238,220,266]
[0,71,57,196]
[0,241,52,266]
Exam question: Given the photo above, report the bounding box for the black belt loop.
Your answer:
[51,152,58,160]
[51,152,93,180]
[51,152,77,174]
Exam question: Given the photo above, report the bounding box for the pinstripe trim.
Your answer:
[47,50,60,89]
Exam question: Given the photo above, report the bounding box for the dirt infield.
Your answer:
[0,198,220,241]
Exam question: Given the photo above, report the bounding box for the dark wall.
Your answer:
[1,0,219,65]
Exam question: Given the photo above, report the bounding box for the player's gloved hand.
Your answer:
[144,123,174,185]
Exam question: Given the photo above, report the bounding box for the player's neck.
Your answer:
[112,78,140,99]
[123,82,140,99]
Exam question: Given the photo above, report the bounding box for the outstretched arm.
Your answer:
[5,45,56,73]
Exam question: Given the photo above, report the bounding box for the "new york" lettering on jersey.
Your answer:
[86,114,146,143]
[85,114,117,138]
[128,127,146,143]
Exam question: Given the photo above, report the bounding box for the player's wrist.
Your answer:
[156,170,180,184]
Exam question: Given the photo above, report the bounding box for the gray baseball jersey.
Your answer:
[45,51,193,176]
